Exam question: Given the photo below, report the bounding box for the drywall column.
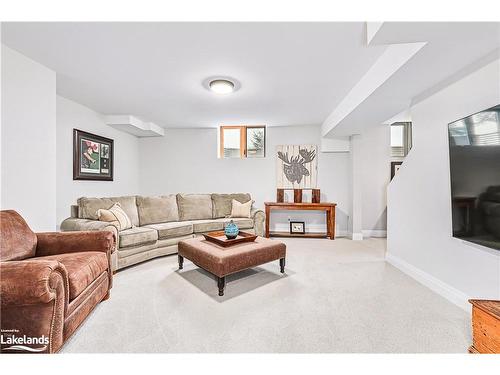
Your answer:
[1,45,57,231]
[387,58,500,307]
[349,134,363,240]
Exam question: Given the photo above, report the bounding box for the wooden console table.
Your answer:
[264,202,336,240]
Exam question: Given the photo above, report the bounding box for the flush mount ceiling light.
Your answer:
[203,76,240,95]
[209,79,235,94]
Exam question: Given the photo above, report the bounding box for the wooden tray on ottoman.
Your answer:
[202,231,257,247]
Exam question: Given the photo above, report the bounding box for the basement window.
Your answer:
[219,126,266,158]
[449,111,500,146]
[391,122,412,158]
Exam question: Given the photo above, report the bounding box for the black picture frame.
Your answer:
[73,129,114,181]
[391,161,403,180]
[290,221,305,234]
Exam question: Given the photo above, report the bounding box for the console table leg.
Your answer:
[265,206,270,238]
[331,210,336,240]
[217,276,226,296]
[280,258,285,273]
[327,208,335,240]
[178,254,184,270]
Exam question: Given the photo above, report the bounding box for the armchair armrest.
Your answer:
[251,208,266,237]
[36,231,116,258]
[1,260,68,306]
[1,260,68,353]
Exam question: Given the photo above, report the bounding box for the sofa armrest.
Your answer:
[0,260,68,306]
[61,217,118,234]
[36,231,116,257]
[251,208,266,237]
[60,218,118,263]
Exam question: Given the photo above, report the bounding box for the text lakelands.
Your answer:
[1,334,49,345]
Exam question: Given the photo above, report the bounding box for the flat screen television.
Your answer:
[448,104,500,250]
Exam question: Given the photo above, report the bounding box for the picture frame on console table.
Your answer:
[290,221,305,234]
[73,129,114,181]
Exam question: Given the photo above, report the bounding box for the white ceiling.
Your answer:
[323,22,500,136]
[1,22,387,128]
[3,22,499,133]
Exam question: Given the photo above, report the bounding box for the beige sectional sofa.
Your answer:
[60,193,265,271]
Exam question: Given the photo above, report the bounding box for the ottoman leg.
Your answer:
[280,258,285,273]
[217,276,226,296]
[178,254,184,270]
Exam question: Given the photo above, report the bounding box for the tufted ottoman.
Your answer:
[177,236,286,296]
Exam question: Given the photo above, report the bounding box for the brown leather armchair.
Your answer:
[0,210,115,353]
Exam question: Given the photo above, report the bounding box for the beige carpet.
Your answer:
[62,238,470,353]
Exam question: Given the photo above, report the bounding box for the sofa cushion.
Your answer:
[144,222,193,239]
[97,203,133,231]
[191,219,224,233]
[230,199,253,218]
[486,186,500,194]
[177,194,213,221]
[484,216,500,239]
[486,192,500,203]
[78,196,140,227]
[137,195,179,226]
[216,218,254,230]
[119,227,158,248]
[211,193,251,218]
[117,234,193,259]
[481,201,500,216]
[42,251,107,300]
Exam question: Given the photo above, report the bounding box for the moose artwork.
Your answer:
[276,144,318,188]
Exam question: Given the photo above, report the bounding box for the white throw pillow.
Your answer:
[230,199,253,218]
[97,203,133,231]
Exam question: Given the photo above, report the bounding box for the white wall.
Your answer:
[0,46,387,237]
[387,58,500,310]
[1,45,57,231]
[56,96,141,226]
[360,124,391,234]
[348,135,363,239]
[138,125,351,235]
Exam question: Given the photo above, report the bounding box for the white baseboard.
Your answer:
[386,253,471,312]
[362,229,387,238]
[350,232,364,241]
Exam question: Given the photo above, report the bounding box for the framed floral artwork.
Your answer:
[73,129,113,181]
